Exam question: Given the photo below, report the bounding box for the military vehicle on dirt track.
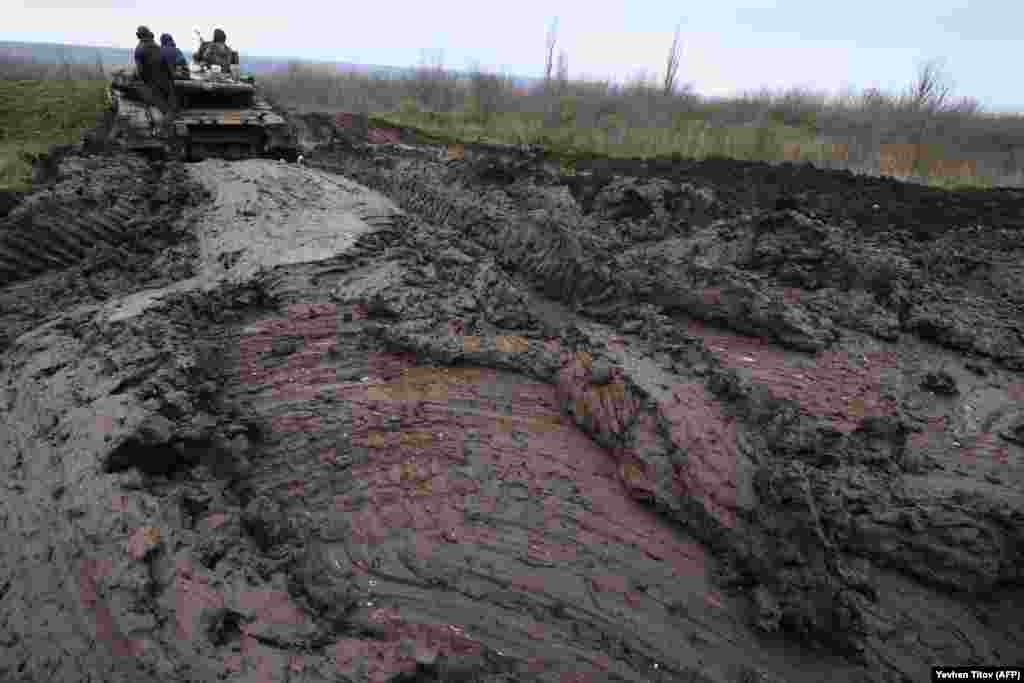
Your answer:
[107,59,297,161]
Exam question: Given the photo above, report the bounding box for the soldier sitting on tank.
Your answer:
[194,28,238,72]
[159,33,189,78]
[133,25,174,114]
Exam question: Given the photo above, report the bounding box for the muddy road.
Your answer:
[0,124,1022,683]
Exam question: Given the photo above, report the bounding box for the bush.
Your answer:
[467,69,503,124]
[397,98,421,119]
[558,96,578,127]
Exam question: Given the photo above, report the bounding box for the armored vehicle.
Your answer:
[107,60,297,161]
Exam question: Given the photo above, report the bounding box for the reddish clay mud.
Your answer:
[0,124,1022,683]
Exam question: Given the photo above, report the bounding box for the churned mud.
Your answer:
[0,120,1022,683]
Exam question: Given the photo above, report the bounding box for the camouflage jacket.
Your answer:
[196,41,237,70]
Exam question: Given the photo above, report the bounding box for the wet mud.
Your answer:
[0,122,1022,683]
[0,153,206,350]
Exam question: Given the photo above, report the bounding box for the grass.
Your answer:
[364,103,1000,188]
[320,99,841,168]
[0,78,108,190]
[261,63,1024,190]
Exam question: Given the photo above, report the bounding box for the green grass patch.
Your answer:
[376,104,822,164]
[0,79,108,190]
[374,105,994,189]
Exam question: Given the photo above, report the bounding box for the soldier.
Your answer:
[195,28,238,72]
[158,33,187,112]
[133,25,174,113]
[159,33,188,74]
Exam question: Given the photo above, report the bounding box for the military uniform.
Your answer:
[201,42,235,70]
[195,29,238,71]
[133,26,174,113]
[160,34,188,74]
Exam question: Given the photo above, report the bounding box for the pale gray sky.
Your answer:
[6,0,1023,112]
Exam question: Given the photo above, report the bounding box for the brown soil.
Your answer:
[0,118,1021,683]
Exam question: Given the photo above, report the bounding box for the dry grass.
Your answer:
[261,61,1024,189]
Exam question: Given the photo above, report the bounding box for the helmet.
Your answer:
[136,25,154,40]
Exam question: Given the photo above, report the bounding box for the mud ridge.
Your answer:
[310,145,1023,367]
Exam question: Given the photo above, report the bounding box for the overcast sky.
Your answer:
[6,0,1023,112]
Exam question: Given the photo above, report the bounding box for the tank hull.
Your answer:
[107,71,297,161]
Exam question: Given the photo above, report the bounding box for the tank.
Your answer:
[107,62,297,161]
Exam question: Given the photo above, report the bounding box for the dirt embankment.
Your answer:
[0,126,1022,683]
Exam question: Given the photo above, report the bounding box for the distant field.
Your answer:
[0,79,107,190]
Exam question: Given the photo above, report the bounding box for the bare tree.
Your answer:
[663,21,683,96]
[57,47,72,81]
[544,17,559,91]
[906,57,953,114]
[902,58,956,173]
[414,48,449,111]
[556,50,569,95]
[468,62,504,123]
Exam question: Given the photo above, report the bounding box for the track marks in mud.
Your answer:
[312,145,1024,370]
[3,140,1024,683]
[686,319,899,436]
[306,156,834,355]
[0,154,205,352]
[223,302,769,682]
[187,160,402,286]
[0,155,202,288]
[301,141,1024,675]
